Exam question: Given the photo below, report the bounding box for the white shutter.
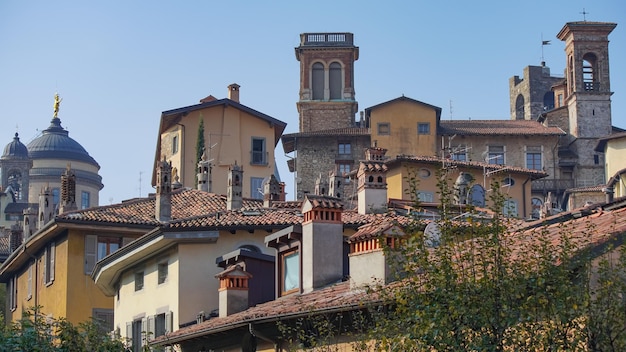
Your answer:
[50,242,55,282]
[165,311,173,333]
[27,265,32,298]
[84,235,97,274]
[125,321,132,341]
[141,318,148,347]
[147,315,155,341]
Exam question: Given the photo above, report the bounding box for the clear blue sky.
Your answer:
[1,0,624,204]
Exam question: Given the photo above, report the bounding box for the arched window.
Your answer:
[329,62,342,100]
[515,94,525,120]
[543,91,554,111]
[582,53,598,91]
[239,244,261,253]
[469,184,486,207]
[312,63,324,100]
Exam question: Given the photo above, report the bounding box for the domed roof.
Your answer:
[1,132,29,160]
[27,117,99,167]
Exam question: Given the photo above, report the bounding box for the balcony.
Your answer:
[300,33,354,47]
[531,178,575,192]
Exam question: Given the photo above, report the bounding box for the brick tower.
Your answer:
[295,33,359,132]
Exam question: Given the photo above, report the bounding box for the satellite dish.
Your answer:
[424,222,441,248]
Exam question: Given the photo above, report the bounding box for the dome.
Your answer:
[1,133,29,160]
[27,117,99,167]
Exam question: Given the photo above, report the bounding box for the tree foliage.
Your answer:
[281,167,626,351]
[0,306,128,351]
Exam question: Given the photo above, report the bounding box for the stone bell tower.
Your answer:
[557,21,616,185]
[295,33,359,132]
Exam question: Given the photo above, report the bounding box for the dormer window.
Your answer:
[281,249,300,295]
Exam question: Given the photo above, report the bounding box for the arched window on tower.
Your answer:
[515,94,525,120]
[329,62,342,100]
[582,53,598,91]
[543,91,554,111]
[312,62,324,100]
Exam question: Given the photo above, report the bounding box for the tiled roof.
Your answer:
[389,155,548,178]
[160,280,365,344]
[282,128,370,139]
[305,194,344,210]
[58,189,263,227]
[440,120,565,136]
[158,200,626,346]
[359,161,388,173]
[348,213,412,242]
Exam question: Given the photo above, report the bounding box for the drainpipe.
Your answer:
[522,177,530,219]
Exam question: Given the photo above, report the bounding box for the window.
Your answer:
[146,312,172,343]
[81,191,90,209]
[338,164,351,184]
[44,242,55,285]
[157,262,168,285]
[250,177,264,200]
[418,123,430,135]
[502,177,515,187]
[98,237,121,261]
[134,271,144,291]
[172,135,178,154]
[281,249,300,295]
[312,62,324,100]
[338,143,351,155]
[557,94,564,107]
[251,137,267,165]
[8,275,17,311]
[503,199,518,218]
[470,184,486,207]
[488,146,505,165]
[85,235,129,274]
[329,62,342,100]
[418,168,431,178]
[582,53,598,91]
[526,146,542,170]
[377,123,390,135]
[155,313,167,337]
[129,319,145,352]
[451,145,467,161]
[417,191,434,203]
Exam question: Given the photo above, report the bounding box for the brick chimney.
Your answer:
[301,195,344,293]
[227,162,243,211]
[228,83,240,103]
[216,265,252,317]
[348,218,404,289]
[155,156,172,222]
[357,147,388,214]
[59,164,77,214]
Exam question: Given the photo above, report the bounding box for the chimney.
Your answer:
[228,83,240,103]
[38,184,53,229]
[314,173,328,196]
[227,162,243,211]
[328,169,342,199]
[263,175,280,208]
[197,149,211,192]
[22,206,36,239]
[603,186,615,203]
[216,265,252,317]
[155,157,172,222]
[301,195,344,293]
[59,164,77,214]
[357,147,388,214]
[10,223,23,253]
[348,218,405,289]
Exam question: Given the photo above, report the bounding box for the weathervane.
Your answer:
[53,93,62,118]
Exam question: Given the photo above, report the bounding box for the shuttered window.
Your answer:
[312,62,324,100]
[329,62,342,100]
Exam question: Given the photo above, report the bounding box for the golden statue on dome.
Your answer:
[53,93,62,118]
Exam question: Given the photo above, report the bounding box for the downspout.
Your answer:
[522,177,530,219]
[249,323,279,351]
[176,123,185,185]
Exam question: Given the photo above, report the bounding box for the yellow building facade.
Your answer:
[153,84,287,199]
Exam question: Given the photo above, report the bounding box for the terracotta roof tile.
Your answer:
[282,127,370,138]
[440,120,565,136]
[360,161,388,173]
[349,213,412,242]
[305,195,344,210]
